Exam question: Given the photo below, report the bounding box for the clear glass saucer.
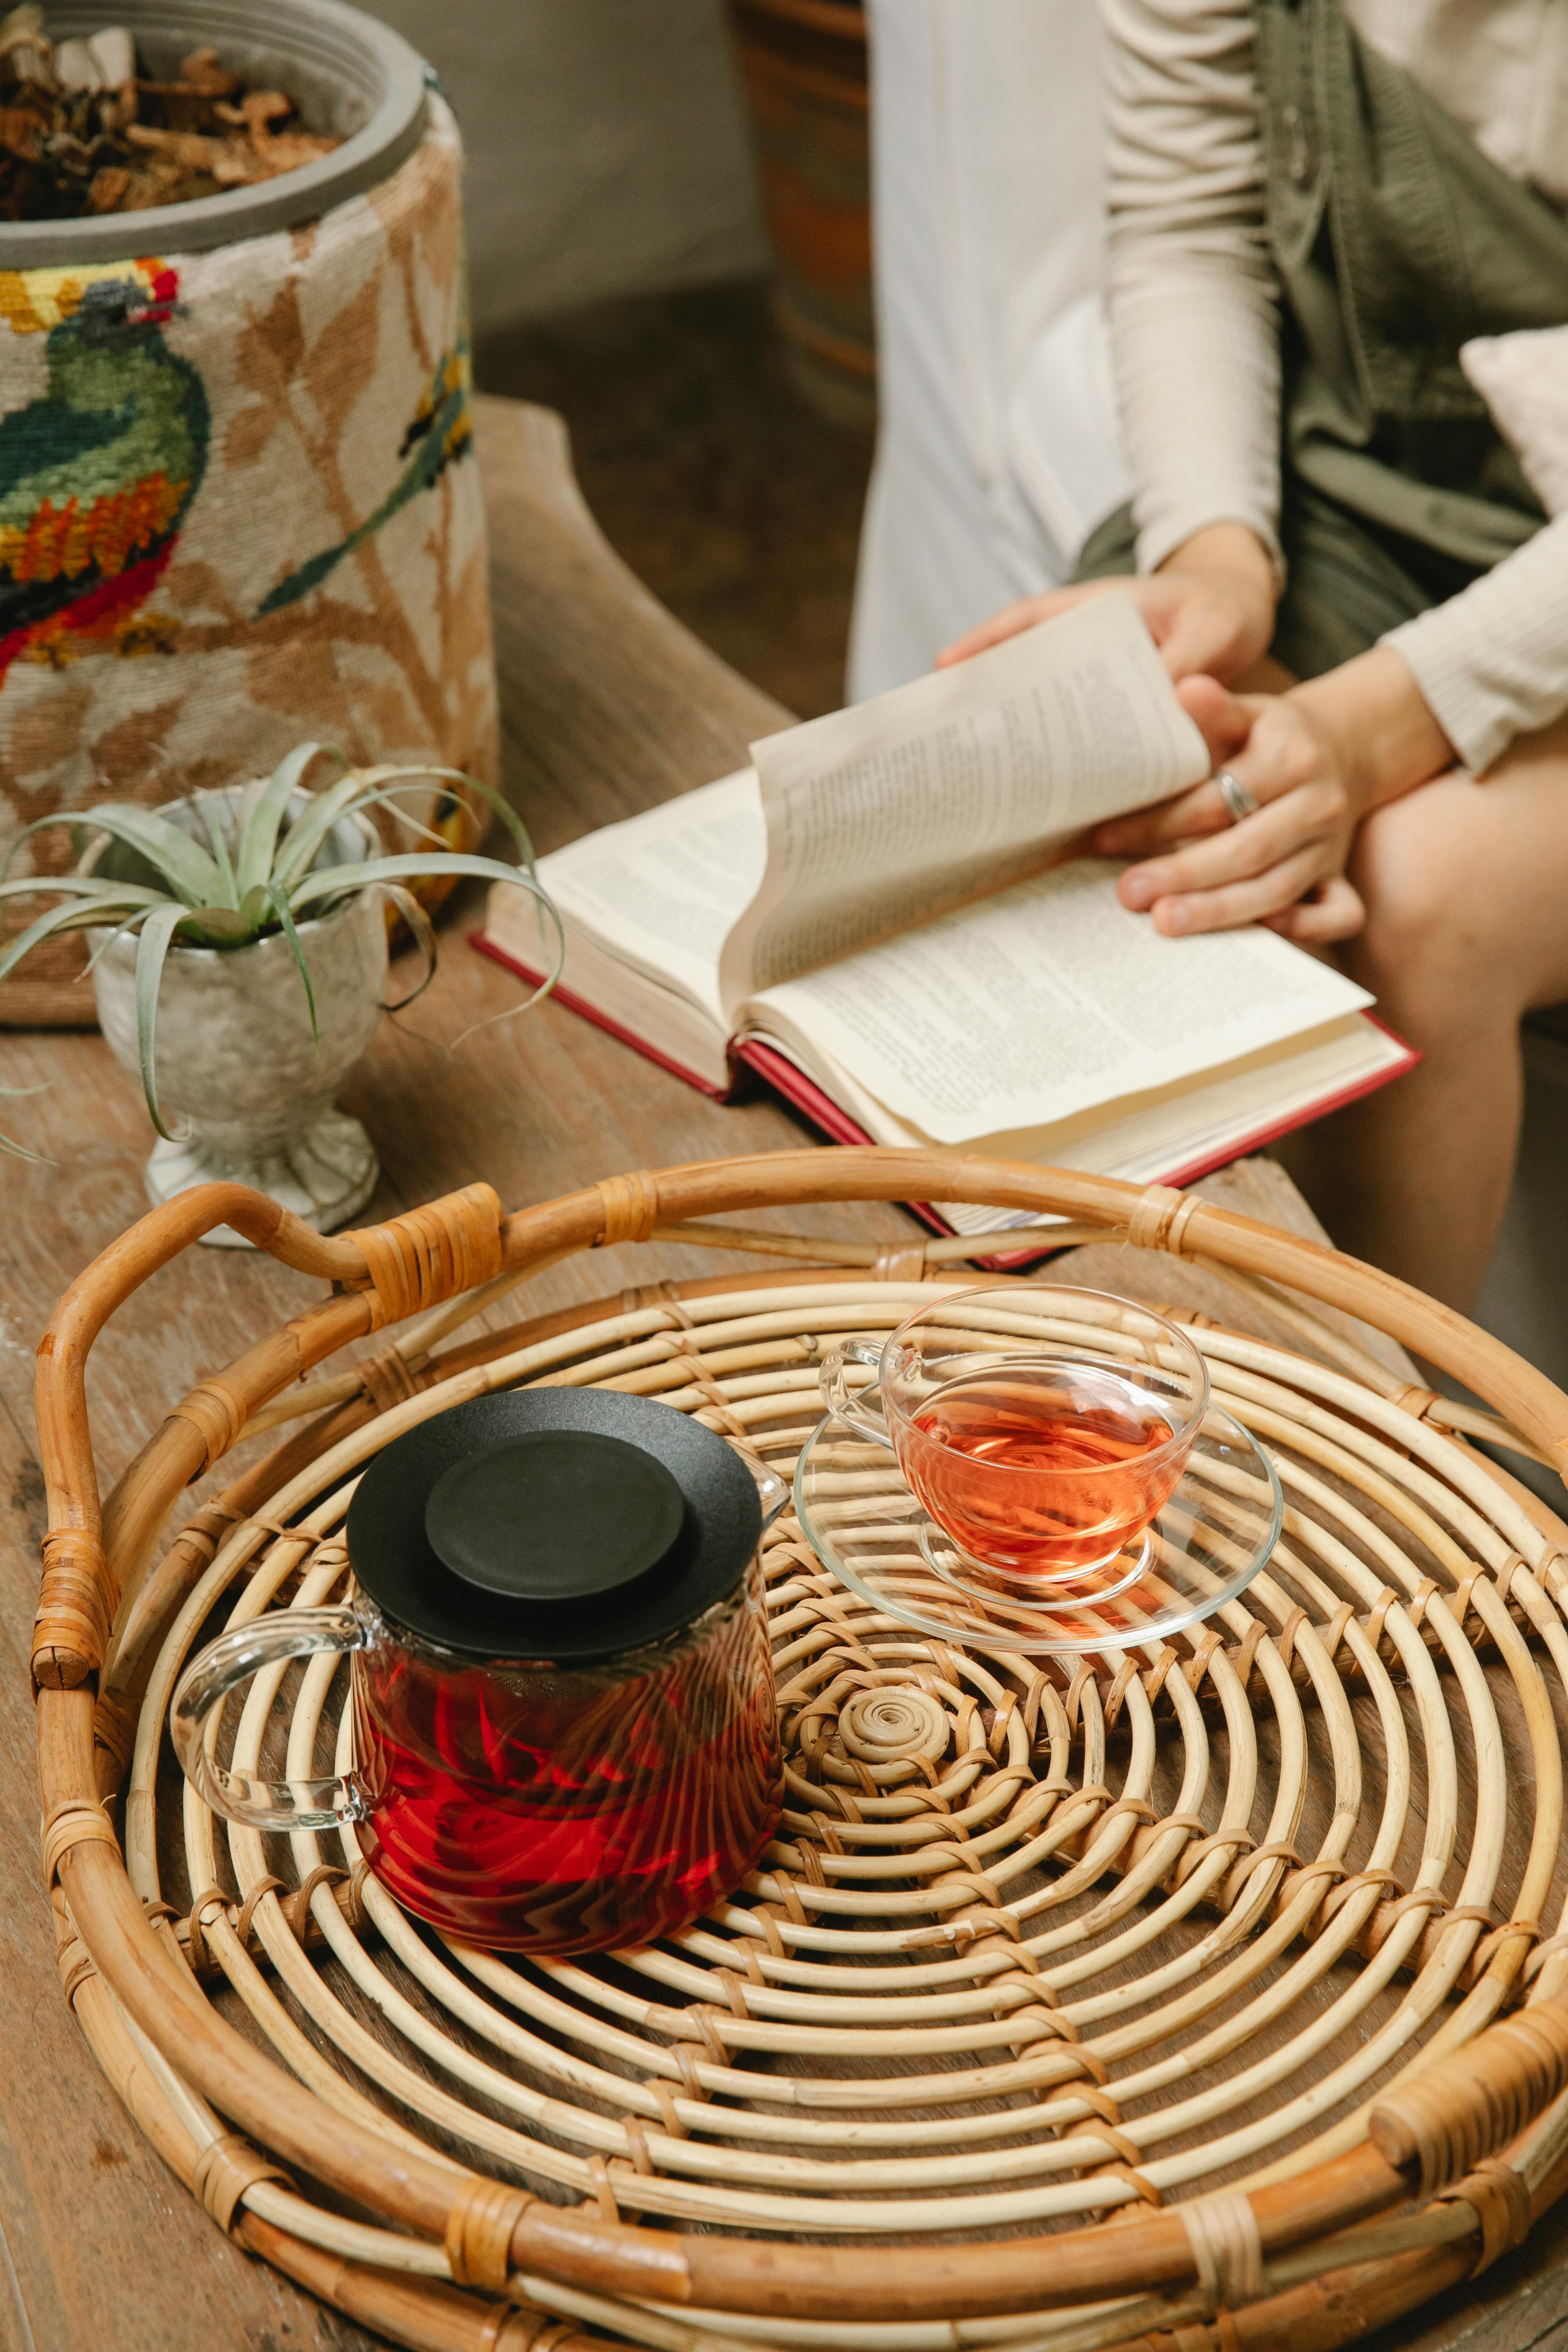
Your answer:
[792,1406,1282,1658]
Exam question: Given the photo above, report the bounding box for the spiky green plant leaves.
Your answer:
[0,747,562,1134]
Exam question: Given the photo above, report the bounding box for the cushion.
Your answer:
[1461,323,1568,521]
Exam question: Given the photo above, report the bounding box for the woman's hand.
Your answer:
[938,523,1277,685]
[1091,648,1457,944]
[1093,678,1368,942]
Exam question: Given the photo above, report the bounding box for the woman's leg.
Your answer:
[1279,713,1568,1311]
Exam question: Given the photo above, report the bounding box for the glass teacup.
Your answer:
[822,1285,1210,1587]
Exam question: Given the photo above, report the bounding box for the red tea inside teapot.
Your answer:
[171,1391,786,1954]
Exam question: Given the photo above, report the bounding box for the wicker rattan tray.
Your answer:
[32,1147,1568,2352]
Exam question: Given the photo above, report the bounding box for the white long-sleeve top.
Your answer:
[1102,0,1568,770]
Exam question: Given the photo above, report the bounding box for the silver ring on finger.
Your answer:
[1215,768,1260,826]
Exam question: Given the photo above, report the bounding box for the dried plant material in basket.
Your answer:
[0,7,340,219]
[30,1147,1568,2352]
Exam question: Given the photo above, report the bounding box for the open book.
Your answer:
[476,597,1413,1241]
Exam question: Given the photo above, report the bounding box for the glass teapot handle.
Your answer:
[742,1451,791,1532]
[170,1604,372,1834]
[820,1337,896,1451]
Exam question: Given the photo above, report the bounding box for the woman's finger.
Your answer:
[1148,845,1331,935]
[1092,791,1222,857]
[1094,680,1280,855]
[1090,781,1230,858]
[1117,782,1342,905]
[1174,674,1259,770]
[1260,876,1366,944]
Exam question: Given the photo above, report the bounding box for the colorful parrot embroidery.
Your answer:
[258,334,474,616]
[0,260,208,678]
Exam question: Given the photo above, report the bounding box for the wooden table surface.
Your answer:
[1,397,1563,2352]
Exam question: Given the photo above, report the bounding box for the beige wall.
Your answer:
[359,0,769,336]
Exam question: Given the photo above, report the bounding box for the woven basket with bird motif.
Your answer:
[0,90,496,1027]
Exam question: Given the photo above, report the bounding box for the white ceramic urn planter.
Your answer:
[90,793,390,1245]
[94,891,388,1244]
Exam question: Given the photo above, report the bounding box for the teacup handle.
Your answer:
[821,1338,896,1451]
[170,1604,372,1834]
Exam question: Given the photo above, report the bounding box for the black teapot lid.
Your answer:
[344,1388,763,1664]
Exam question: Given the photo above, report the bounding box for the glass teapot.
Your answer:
[172,1389,787,1953]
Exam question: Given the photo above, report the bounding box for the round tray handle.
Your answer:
[33,1526,111,1696]
[31,1177,504,1689]
[1370,2000,1568,2196]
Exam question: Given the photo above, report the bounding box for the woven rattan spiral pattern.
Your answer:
[33,1153,1568,2352]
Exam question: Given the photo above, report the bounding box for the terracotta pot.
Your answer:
[727,0,874,430]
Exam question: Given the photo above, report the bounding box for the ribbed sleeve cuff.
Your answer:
[1106,266,1285,585]
[1382,515,1568,774]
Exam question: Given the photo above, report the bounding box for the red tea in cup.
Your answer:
[823,1287,1208,1585]
[901,1363,1183,1578]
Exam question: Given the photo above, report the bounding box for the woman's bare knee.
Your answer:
[1338,777,1542,1053]
[1346,741,1568,1029]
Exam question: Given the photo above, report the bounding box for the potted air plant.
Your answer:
[0,743,561,1242]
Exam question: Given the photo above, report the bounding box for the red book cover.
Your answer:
[728,1028,1416,1259]
[470,933,728,1098]
[472,929,1416,1249]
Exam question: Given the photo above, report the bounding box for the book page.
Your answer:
[739,858,1373,1145]
[532,770,765,1028]
[718,594,1207,1015]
